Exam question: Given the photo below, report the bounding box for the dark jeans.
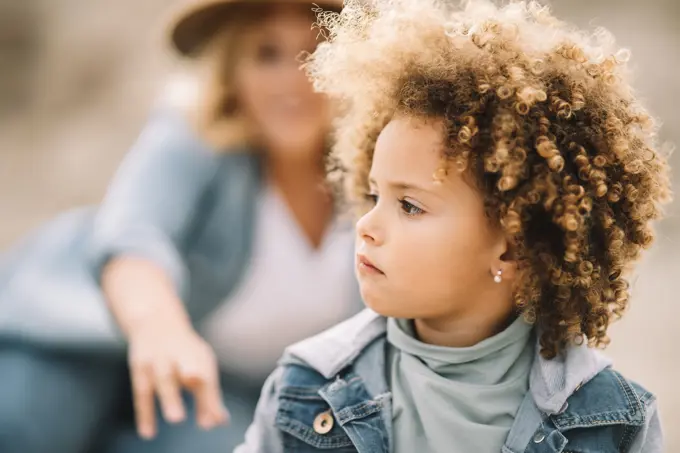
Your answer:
[0,344,262,453]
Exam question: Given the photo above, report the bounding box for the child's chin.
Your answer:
[361,292,407,318]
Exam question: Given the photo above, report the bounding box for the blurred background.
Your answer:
[0,0,678,450]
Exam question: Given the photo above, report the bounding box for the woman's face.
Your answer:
[234,5,330,158]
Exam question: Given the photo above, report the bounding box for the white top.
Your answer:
[200,183,356,380]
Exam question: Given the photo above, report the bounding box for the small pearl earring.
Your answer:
[493,270,503,283]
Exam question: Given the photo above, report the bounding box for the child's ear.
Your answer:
[491,235,518,283]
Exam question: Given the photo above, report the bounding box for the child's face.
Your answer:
[356,115,509,321]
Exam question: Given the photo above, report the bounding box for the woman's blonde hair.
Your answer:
[163,7,263,151]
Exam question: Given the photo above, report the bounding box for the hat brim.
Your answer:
[168,0,343,57]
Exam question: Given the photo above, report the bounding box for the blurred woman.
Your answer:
[0,0,359,452]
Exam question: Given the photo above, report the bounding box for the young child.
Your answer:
[235,0,672,451]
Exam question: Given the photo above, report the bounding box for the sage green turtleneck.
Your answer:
[387,316,535,453]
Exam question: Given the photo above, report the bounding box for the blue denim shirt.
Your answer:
[236,310,663,453]
[0,109,358,354]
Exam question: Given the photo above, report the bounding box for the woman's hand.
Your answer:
[101,256,228,439]
[127,318,229,439]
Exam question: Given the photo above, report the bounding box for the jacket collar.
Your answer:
[529,338,611,414]
[281,309,612,416]
[282,309,387,378]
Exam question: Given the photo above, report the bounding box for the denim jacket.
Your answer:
[236,310,663,453]
[0,109,357,354]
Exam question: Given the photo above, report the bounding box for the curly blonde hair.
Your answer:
[306,0,673,358]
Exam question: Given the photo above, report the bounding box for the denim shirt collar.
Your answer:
[282,309,612,417]
[529,337,612,414]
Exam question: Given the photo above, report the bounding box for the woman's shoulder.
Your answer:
[123,102,261,190]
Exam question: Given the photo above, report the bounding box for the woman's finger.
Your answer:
[181,362,227,429]
[192,380,228,429]
[130,363,157,439]
[204,367,229,424]
[153,361,186,424]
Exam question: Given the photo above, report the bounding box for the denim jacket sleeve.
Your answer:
[235,367,285,453]
[628,399,663,453]
[87,108,222,296]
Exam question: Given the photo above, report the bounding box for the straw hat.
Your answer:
[167,0,344,57]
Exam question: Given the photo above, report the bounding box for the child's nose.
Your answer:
[356,208,383,246]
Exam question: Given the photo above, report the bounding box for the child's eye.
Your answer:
[400,199,424,216]
[365,193,378,205]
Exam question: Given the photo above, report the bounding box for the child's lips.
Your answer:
[356,254,384,275]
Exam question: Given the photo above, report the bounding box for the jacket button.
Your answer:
[533,432,546,443]
[313,411,334,434]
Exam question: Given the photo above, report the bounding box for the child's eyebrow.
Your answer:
[368,177,432,194]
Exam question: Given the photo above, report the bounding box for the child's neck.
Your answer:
[413,289,516,348]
